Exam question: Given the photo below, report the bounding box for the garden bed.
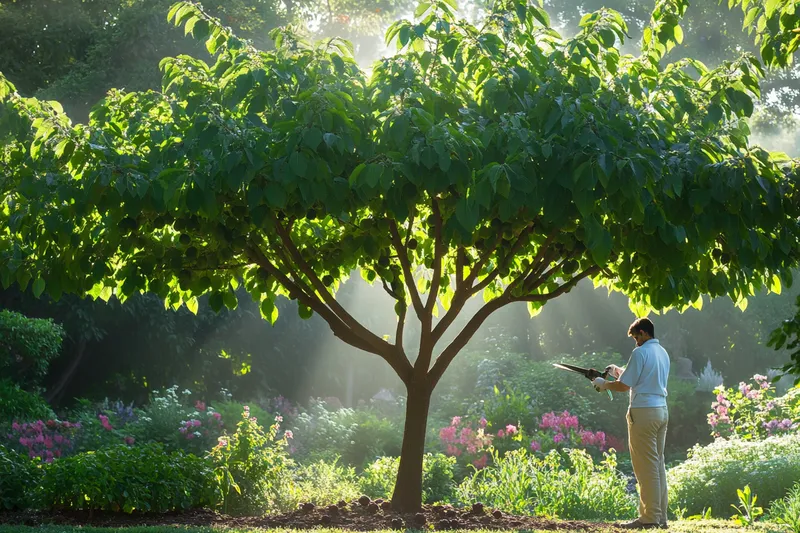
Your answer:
[0,500,616,531]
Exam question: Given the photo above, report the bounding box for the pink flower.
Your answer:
[530,440,541,452]
[124,436,135,445]
[11,422,20,431]
[505,424,517,435]
[243,406,250,417]
[275,415,283,423]
[195,401,206,411]
[218,437,228,447]
[44,437,54,449]
[186,433,195,440]
[451,416,462,427]
[213,412,222,420]
[439,426,457,443]
[766,401,776,410]
[284,430,293,439]
[472,454,488,469]
[479,417,487,427]
[553,433,565,444]
[497,429,505,438]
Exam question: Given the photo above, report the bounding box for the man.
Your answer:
[592,317,670,530]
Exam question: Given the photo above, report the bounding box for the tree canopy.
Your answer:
[2,0,800,510]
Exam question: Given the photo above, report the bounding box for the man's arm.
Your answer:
[606,380,630,392]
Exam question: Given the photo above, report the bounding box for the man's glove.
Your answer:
[592,377,609,391]
[604,364,623,379]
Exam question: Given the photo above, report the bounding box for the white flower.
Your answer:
[182,389,192,396]
[193,431,202,437]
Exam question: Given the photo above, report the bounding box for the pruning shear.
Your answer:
[552,363,614,401]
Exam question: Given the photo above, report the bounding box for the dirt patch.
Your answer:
[0,500,622,531]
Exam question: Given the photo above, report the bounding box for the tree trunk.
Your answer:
[391,378,432,512]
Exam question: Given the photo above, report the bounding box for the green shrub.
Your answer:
[290,400,357,462]
[0,379,54,423]
[769,482,800,533]
[668,434,800,516]
[208,407,294,515]
[38,443,215,512]
[342,409,403,467]
[212,400,272,432]
[359,453,457,504]
[0,310,64,387]
[0,444,41,510]
[665,379,714,452]
[288,459,360,507]
[456,448,636,520]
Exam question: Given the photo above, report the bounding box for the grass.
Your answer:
[0,521,792,533]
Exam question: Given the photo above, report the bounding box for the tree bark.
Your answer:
[391,378,432,512]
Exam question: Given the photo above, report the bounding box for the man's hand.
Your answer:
[605,364,623,379]
[592,377,609,390]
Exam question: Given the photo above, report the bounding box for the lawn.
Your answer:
[0,521,792,533]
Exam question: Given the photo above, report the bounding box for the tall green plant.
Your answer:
[207,407,293,515]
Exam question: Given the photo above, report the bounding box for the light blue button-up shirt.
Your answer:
[619,338,670,408]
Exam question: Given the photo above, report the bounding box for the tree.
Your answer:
[3,0,800,510]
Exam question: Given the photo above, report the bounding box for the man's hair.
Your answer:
[628,317,655,338]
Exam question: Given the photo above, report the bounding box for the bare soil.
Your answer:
[0,499,622,531]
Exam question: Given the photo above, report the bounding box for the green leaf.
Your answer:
[260,298,279,324]
[265,183,287,208]
[32,278,46,298]
[349,163,366,185]
[303,127,323,151]
[289,151,309,177]
[186,296,199,315]
[415,2,432,17]
[765,0,780,18]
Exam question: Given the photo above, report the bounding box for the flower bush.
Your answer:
[708,375,799,439]
[5,419,81,462]
[438,416,493,468]
[208,406,294,515]
[528,411,617,460]
[668,433,800,516]
[456,448,635,520]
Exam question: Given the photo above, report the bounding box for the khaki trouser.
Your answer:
[627,406,669,525]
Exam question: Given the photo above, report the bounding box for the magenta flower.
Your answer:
[284,430,293,439]
[479,417,487,427]
[530,440,541,452]
[553,433,565,444]
[497,429,505,438]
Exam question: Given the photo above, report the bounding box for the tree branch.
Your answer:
[456,247,465,288]
[513,265,601,302]
[389,220,425,320]
[273,215,397,358]
[395,302,407,352]
[427,294,510,388]
[247,240,413,383]
[425,198,444,314]
[431,224,535,345]
[469,223,537,297]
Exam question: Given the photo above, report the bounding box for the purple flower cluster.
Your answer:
[7,420,80,462]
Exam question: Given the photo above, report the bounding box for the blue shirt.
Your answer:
[619,338,670,408]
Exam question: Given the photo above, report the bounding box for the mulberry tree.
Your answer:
[2,0,800,510]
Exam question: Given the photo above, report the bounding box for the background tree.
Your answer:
[3,0,800,510]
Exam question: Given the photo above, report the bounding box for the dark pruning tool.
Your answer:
[552,363,614,400]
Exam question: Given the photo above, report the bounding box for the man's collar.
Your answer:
[643,338,659,345]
